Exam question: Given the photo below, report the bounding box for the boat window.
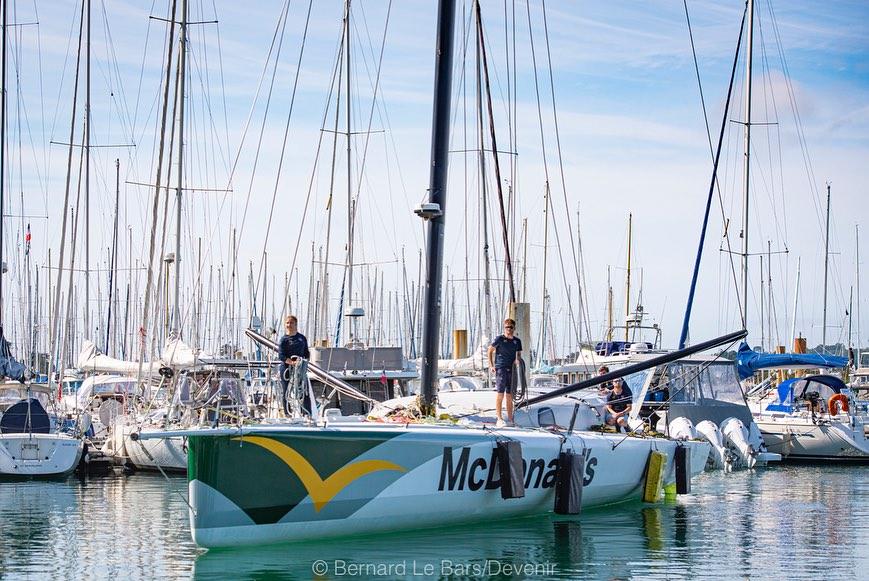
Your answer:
[538,407,556,428]
[702,364,746,404]
[667,364,697,402]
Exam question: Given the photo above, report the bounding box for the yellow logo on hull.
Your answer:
[233,436,406,512]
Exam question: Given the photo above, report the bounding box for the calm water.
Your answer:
[0,464,866,580]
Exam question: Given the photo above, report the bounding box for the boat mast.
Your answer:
[419,0,456,413]
[625,212,632,341]
[84,0,91,339]
[538,184,549,366]
[172,0,188,336]
[606,266,613,342]
[790,256,800,349]
[105,158,120,354]
[741,0,754,330]
[0,0,6,327]
[343,0,357,342]
[821,182,831,351]
[857,225,862,366]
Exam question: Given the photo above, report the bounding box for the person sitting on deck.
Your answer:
[605,377,633,432]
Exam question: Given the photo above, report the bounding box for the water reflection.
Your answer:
[0,466,866,580]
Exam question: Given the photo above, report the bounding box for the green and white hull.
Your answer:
[174,423,699,547]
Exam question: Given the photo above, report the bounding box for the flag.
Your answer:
[24,223,31,256]
[380,371,387,386]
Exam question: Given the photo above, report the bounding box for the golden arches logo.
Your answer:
[233,436,406,512]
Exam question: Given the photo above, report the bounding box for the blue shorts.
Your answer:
[495,367,513,393]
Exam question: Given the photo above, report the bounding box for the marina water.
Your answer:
[1,465,865,579]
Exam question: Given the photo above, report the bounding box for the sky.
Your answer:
[3,0,868,360]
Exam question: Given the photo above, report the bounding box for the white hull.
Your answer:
[0,433,84,477]
[124,424,187,472]
[173,423,708,547]
[755,415,869,460]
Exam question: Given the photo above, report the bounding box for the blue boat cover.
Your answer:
[0,328,26,382]
[736,342,847,380]
[764,375,846,413]
[0,398,51,434]
[764,378,797,413]
[594,341,652,356]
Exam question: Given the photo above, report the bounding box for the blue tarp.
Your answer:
[765,378,797,413]
[764,375,846,413]
[736,342,847,380]
[0,329,26,382]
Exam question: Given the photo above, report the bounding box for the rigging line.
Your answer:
[132,0,159,136]
[766,1,824,233]
[209,0,230,159]
[539,0,592,342]
[99,0,137,148]
[31,0,48,211]
[258,0,337,317]
[44,0,80,171]
[196,0,326,311]
[6,30,47,206]
[475,0,515,303]
[526,0,582,348]
[754,13,789,252]
[686,0,743,334]
[185,0,294,317]
[47,0,85,390]
[347,0,393,237]
[136,0,177,382]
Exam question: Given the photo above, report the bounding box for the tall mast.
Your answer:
[84,0,91,338]
[475,20,492,340]
[419,0,456,412]
[344,0,355,340]
[606,266,613,342]
[625,212,632,341]
[173,0,188,335]
[741,0,754,329]
[857,225,862,366]
[105,158,120,354]
[0,0,6,325]
[822,182,831,350]
[790,257,800,348]
[539,183,550,366]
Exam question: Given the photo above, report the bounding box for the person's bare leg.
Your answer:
[496,392,504,420]
[506,395,514,423]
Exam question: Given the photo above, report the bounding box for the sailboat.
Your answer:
[0,2,83,477]
[134,0,727,548]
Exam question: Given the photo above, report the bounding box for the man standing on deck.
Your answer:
[488,318,522,427]
[278,315,311,416]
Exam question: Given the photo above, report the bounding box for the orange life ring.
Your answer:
[828,393,849,415]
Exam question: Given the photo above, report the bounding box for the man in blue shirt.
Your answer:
[488,318,523,427]
[605,377,633,432]
[278,315,311,416]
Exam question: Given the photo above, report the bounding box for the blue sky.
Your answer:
[5,0,868,357]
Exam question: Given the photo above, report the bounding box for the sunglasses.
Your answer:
[505,325,514,329]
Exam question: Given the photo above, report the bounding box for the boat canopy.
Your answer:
[667,361,746,405]
[735,342,847,380]
[765,375,846,413]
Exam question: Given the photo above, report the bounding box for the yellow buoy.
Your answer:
[643,450,666,503]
